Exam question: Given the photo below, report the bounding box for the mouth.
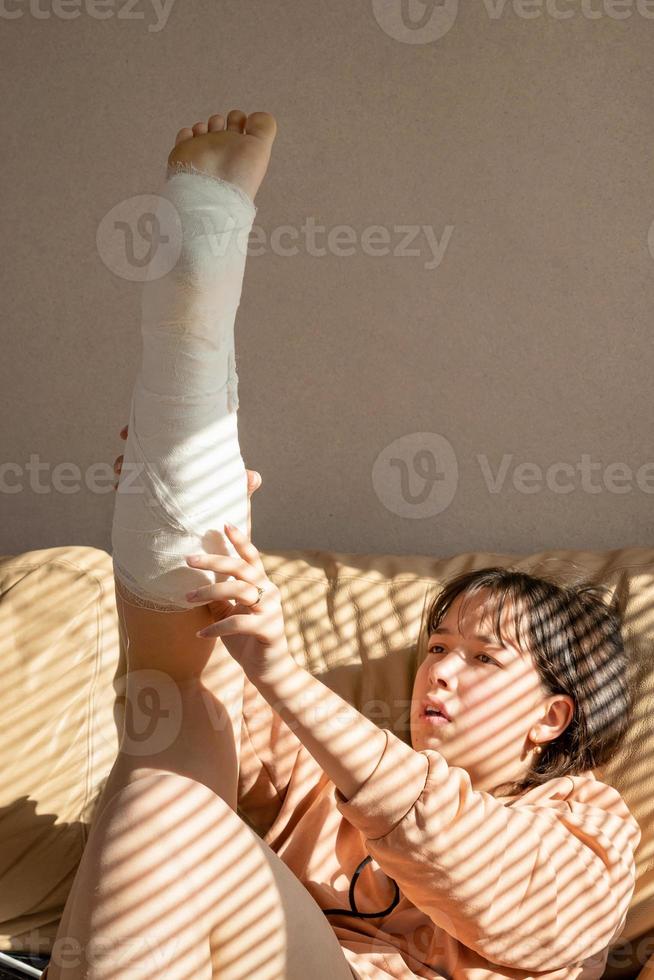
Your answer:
[420,699,452,724]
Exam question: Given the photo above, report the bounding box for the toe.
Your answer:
[192,121,208,136]
[174,127,194,146]
[245,111,277,142]
[208,113,225,132]
[226,109,247,133]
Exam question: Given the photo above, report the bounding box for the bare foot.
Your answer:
[167,109,277,204]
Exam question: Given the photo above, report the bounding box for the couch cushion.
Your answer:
[0,547,121,955]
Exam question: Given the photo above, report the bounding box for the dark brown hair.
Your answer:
[422,566,632,798]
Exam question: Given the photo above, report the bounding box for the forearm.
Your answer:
[251,658,388,802]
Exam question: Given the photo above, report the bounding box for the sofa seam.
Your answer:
[266,559,654,588]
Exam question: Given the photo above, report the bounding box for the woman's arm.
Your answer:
[331,725,641,974]
[186,527,391,801]
[235,622,640,974]
[237,669,322,839]
[254,658,391,803]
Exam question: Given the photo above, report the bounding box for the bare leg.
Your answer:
[46,111,355,979]
[97,106,282,812]
[47,772,356,980]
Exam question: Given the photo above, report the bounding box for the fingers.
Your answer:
[246,470,261,540]
[185,553,259,583]
[112,453,124,492]
[184,548,270,611]
[186,579,261,606]
[197,614,257,640]
[223,522,263,565]
[246,469,262,497]
[114,427,128,489]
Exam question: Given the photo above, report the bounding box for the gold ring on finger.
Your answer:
[248,585,265,607]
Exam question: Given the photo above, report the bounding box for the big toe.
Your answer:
[245,112,277,142]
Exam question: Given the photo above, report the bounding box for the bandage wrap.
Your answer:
[111,163,257,611]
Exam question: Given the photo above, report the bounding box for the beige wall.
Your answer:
[1,1,652,560]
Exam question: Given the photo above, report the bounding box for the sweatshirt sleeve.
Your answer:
[236,672,309,838]
[334,727,641,973]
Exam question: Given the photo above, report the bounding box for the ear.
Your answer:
[532,694,575,743]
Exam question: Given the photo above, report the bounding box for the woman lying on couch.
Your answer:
[43,109,641,980]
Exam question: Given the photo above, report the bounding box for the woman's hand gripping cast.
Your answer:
[185,525,293,686]
[117,425,391,796]
[113,424,292,687]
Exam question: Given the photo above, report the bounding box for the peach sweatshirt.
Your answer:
[237,674,641,980]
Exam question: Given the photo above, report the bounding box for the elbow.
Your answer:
[479,944,609,975]
[473,932,560,972]
[474,897,620,973]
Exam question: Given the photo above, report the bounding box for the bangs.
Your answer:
[432,580,532,658]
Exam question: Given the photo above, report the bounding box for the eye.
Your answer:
[476,653,500,666]
[428,645,500,666]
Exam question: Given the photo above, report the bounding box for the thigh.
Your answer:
[48,771,220,979]
[49,771,354,980]
[205,798,356,980]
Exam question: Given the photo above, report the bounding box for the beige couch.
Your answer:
[1,543,653,978]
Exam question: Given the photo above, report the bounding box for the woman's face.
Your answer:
[410,589,566,795]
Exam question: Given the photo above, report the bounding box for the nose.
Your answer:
[427,649,461,689]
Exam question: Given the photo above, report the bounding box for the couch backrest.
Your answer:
[1,544,653,964]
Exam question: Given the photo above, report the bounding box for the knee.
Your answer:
[99,769,234,841]
[99,770,269,912]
